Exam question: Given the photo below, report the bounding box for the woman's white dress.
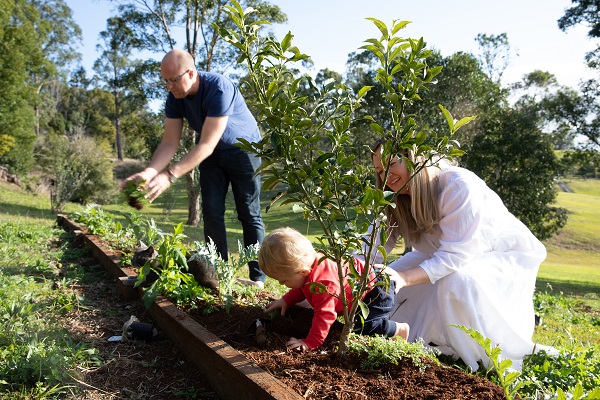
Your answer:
[375,166,546,371]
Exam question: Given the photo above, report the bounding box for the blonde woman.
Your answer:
[369,138,546,370]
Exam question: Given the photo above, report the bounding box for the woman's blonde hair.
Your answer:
[371,138,441,245]
[258,227,317,277]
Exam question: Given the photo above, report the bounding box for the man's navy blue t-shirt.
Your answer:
[164,71,260,150]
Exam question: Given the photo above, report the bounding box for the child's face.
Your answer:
[269,268,310,289]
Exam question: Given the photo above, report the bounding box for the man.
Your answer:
[121,48,265,287]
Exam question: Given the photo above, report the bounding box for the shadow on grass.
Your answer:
[0,201,56,221]
[535,277,600,296]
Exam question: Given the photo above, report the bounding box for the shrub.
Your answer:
[36,134,116,211]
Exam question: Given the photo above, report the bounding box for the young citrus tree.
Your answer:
[219,0,471,356]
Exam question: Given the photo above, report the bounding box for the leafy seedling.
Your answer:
[122,180,149,210]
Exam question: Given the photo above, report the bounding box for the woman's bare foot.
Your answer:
[394,322,410,340]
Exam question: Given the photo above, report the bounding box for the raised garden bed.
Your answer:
[56,215,505,400]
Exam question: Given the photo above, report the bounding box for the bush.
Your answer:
[36,134,117,211]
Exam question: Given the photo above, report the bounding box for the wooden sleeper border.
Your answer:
[56,215,303,400]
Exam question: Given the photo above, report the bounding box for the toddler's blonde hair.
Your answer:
[258,227,316,277]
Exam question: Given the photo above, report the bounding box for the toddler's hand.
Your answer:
[264,298,289,316]
[287,337,309,352]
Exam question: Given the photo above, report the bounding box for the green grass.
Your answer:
[0,198,101,398]
[531,177,600,347]
[2,174,600,398]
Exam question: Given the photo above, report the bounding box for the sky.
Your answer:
[65,0,598,89]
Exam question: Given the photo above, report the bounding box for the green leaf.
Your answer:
[357,85,373,100]
[281,31,293,51]
[453,115,478,132]
[358,299,370,319]
[370,122,384,135]
[366,17,389,38]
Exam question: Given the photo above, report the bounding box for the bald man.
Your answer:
[122,48,266,287]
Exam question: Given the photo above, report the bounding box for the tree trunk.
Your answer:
[182,126,201,226]
[186,169,201,226]
[114,90,123,161]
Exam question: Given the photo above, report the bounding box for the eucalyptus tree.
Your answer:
[540,79,600,150]
[558,0,600,64]
[474,33,512,85]
[220,0,470,356]
[29,0,82,136]
[0,0,40,173]
[94,16,142,160]
[108,0,286,225]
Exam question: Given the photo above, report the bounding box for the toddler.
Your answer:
[260,227,410,352]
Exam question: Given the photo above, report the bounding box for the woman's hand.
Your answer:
[381,266,405,293]
[287,337,309,352]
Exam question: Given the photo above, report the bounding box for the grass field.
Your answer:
[1,175,599,398]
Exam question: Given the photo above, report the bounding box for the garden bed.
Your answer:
[57,215,505,400]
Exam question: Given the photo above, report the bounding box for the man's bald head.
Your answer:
[162,49,195,71]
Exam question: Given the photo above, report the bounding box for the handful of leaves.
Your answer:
[122,180,149,210]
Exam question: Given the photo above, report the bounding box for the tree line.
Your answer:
[1,0,598,241]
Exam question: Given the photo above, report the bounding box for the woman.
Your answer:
[368,139,546,371]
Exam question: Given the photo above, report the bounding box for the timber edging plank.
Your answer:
[56,215,303,400]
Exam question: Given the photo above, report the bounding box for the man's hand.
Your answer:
[119,168,157,190]
[143,172,172,203]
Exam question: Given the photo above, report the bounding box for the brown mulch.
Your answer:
[61,241,220,400]
[187,300,506,400]
[62,232,505,400]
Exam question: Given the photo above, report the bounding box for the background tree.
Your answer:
[0,0,40,174]
[539,79,600,150]
[29,0,82,136]
[558,0,600,64]
[94,16,142,160]
[474,33,513,84]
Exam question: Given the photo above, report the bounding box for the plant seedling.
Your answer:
[122,180,149,210]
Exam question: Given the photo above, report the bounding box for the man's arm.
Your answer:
[166,115,228,178]
[142,115,227,202]
[146,117,184,174]
[120,117,183,192]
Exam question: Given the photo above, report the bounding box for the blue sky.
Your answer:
[66,0,597,89]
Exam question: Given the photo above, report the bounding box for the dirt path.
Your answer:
[63,240,220,400]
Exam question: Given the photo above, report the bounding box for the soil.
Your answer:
[187,301,506,400]
[62,230,506,400]
[61,238,220,400]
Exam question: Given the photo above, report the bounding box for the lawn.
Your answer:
[1,175,599,398]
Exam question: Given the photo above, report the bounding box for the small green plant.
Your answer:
[519,340,600,399]
[451,324,529,399]
[121,180,150,210]
[191,239,260,311]
[123,213,165,246]
[346,333,440,372]
[136,222,206,308]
